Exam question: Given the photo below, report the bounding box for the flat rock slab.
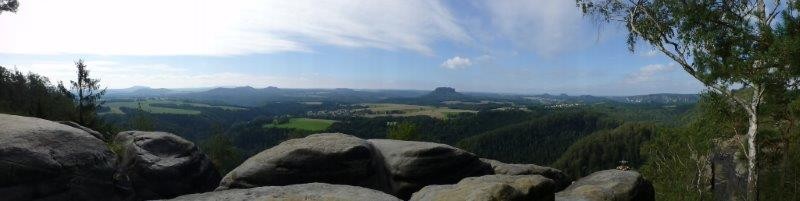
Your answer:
[161,183,402,201]
[369,139,493,199]
[115,131,221,200]
[0,114,117,201]
[218,133,390,192]
[411,174,555,201]
[555,170,654,201]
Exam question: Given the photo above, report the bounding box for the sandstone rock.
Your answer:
[712,138,746,201]
[481,158,571,190]
[369,139,493,199]
[410,174,555,201]
[218,133,390,192]
[161,183,402,201]
[58,121,106,141]
[0,114,118,201]
[115,131,221,200]
[555,170,654,201]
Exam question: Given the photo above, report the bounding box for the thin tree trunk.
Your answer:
[746,109,759,201]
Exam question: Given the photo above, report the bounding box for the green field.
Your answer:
[357,103,476,119]
[102,99,245,115]
[264,118,337,131]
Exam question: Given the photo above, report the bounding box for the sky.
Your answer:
[0,0,705,96]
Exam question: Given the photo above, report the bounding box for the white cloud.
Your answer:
[483,0,586,56]
[441,56,472,69]
[0,0,470,56]
[625,64,677,83]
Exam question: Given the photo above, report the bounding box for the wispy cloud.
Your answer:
[483,0,586,56]
[441,56,472,69]
[0,0,470,56]
[625,63,677,83]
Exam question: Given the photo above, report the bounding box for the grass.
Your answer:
[264,118,337,131]
[102,99,245,115]
[357,103,476,119]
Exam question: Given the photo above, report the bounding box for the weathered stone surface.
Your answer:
[481,158,571,190]
[115,131,220,200]
[218,133,391,192]
[410,174,555,201]
[555,170,654,201]
[0,114,118,201]
[712,138,746,201]
[369,139,493,199]
[58,121,106,141]
[162,183,402,201]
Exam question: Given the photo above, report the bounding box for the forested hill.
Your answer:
[106,85,700,107]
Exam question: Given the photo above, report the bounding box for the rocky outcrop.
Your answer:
[410,175,555,201]
[58,121,106,141]
[218,133,391,192]
[481,158,571,190]
[555,170,654,201]
[115,131,220,200]
[711,138,746,201]
[161,183,402,201]
[369,139,493,199]
[0,114,118,201]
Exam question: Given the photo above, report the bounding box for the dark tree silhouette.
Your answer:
[0,0,18,14]
[70,59,106,127]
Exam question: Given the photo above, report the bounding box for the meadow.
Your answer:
[357,103,476,119]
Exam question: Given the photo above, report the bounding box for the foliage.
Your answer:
[640,94,742,200]
[130,102,155,131]
[0,0,17,14]
[553,122,655,179]
[387,121,419,141]
[201,125,243,175]
[458,110,619,165]
[0,66,76,121]
[265,118,336,132]
[577,1,800,199]
[70,59,107,128]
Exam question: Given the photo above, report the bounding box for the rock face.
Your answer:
[0,114,118,201]
[481,158,571,191]
[58,121,106,141]
[555,170,654,201]
[162,183,401,201]
[410,175,555,201]
[369,139,493,199]
[711,138,746,201]
[218,133,391,192]
[115,131,221,200]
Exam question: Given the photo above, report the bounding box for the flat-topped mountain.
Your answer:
[420,87,469,101]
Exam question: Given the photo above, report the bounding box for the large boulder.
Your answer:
[162,183,401,201]
[0,114,118,201]
[218,133,391,192]
[115,131,221,200]
[555,170,654,201]
[410,175,555,201]
[369,139,493,199]
[481,158,571,190]
[162,183,400,201]
[58,121,106,141]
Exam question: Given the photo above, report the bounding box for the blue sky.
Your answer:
[0,0,703,95]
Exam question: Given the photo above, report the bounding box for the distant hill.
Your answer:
[383,87,478,105]
[105,85,699,107]
[420,87,469,101]
[106,86,177,97]
[608,93,699,104]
